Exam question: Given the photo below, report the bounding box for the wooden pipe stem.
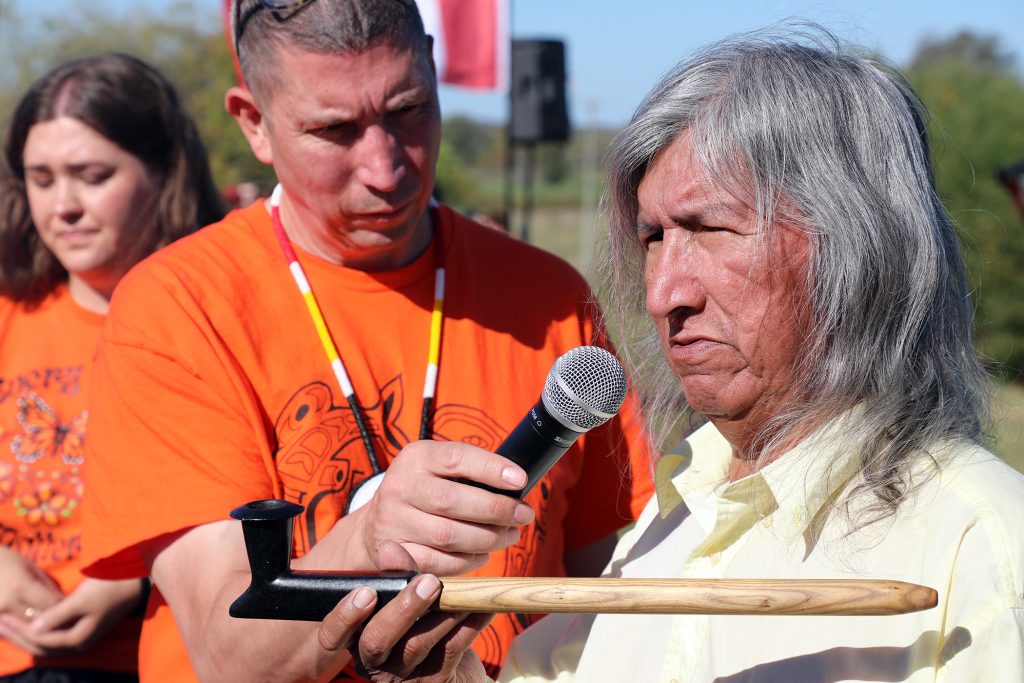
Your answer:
[435,577,937,616]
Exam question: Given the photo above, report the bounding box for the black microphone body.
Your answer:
[478,398,581,497]
[471,345,628,499]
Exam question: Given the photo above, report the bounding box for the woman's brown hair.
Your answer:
[0,53,225,304]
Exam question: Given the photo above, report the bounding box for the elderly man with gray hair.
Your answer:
[316,27,1024,683]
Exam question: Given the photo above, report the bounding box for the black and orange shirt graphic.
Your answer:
[0,383,87,557]
[273,374,555,680]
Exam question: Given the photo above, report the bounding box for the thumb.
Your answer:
[375,539,419,573]
[31,593,82,633]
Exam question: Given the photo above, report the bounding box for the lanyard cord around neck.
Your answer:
[269,184,445,475]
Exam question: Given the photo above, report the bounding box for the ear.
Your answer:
[225,86,274,165]
[424,35,437,77]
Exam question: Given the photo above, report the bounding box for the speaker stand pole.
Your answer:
[504,139,515,235]
[502,2,515,233]
[520,142,536,243]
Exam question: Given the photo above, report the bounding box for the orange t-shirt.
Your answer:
[0,285,140,675]
[82,203,653,681]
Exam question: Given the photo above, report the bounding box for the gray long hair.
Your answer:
[601,25,989,524]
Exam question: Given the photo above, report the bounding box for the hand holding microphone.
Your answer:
[338,346,627,576]
[477,345,628,497]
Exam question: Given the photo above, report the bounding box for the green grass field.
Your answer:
[991,381,1024,472]
[512,205,1024,474]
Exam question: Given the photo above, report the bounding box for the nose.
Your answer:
[355,124,405,194]
[644,232,706,321]
[54,179,84,224]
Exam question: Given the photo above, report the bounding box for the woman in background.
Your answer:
[0,53,224,682]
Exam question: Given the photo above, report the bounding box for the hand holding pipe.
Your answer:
[229,500,937,621]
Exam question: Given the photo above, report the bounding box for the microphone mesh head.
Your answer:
[542,346,628,431]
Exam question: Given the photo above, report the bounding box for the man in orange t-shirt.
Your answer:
[80,1,654,681]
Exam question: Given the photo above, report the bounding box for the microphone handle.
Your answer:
[476,400,582,498]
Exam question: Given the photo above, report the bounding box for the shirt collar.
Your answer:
[655,407,865,544]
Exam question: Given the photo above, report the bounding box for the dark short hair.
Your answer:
[0,53,225,305]
[232,0,431,98]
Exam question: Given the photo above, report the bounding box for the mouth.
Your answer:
[349,198,417,224]
[669,333,718,347]
[664,335,723,364]
[53,228,98,244]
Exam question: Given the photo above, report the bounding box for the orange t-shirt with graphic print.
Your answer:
[81,202,654,681]
[0,285,140,676]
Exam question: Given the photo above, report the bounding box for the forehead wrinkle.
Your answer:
[641,172,750,229]
[641,133,752,228]
[275,46,432,119]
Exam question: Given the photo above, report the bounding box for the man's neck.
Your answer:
[719,410,824,481]
[269,196,434,272]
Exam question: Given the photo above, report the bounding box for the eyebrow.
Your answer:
[678,200,747,224]
[301,86,432,130]
[387,85,431,107]
[302,113,356,130]
[637,199,746,230]
[24,161,113,173]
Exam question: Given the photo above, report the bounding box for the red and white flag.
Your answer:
[416,0,508,90]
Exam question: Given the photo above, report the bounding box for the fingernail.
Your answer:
[351,587,374,610]
[513,503,534,525]
[415,575,441,600]
[501,467,526,487]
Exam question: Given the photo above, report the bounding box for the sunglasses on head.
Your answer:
[230,0,319,55]
[230,0,419,60]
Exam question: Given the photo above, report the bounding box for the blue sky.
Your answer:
[6,0,1024,127]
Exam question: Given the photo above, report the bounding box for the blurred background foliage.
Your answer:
[1,1,1022,465]
[905,33,1024,380]
[0,0,278,189]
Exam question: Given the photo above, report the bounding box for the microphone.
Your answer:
[484,345,628,498]
[346,346,628,512]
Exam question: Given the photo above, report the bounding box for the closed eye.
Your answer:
[388,102,428,124]
[80,168,114,185]
[26,172,54,189]
[636,224,663,248]
[310,121,358,143]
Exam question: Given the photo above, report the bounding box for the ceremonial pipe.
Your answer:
[435,576,935,616]
[229,499,937,621]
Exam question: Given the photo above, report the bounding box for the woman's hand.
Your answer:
[0,545,63,653]
[319,541,492,683]
[0,576,142,657]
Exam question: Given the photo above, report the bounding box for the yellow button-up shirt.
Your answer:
[500,416,1024,682]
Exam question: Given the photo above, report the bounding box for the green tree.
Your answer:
[441,115,494,166]
[907,32,1024,376]
[434,138,474,207]
[0,1,275,191]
